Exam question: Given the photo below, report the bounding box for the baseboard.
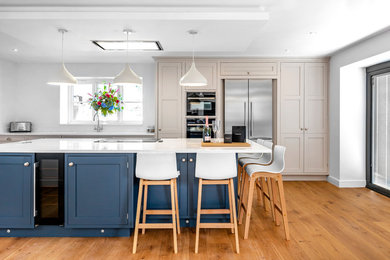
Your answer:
[327,176,366,188]
[283,175,328,181]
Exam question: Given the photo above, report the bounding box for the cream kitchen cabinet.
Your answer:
[157,62,185,138]
[279,62,328,174]
[220,62,278,77]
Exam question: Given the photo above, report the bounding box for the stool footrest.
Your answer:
[138,223,174,229]
[202,180,230,185]
[199,223,234,229]
[143,180,171,185]
[200,209,231,214]
[144,209,173,215]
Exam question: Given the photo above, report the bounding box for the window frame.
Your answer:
[63,77,143,126]
[366,60,390,198]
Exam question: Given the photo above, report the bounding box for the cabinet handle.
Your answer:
[182,158,186,162]
[24,162,30,167]
[68,162,74,167]
[305,128,308,131]
[300,128,304,131]
[189,158,194,162]
[247,71,250,75]
[158,129,162,131]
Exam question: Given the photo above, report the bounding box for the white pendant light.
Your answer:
[113,29,143,86]
[47,29,77,85]
[180,30,207,87]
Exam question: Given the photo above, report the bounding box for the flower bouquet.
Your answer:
[88,83,124,116]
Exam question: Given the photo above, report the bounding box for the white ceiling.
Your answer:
[0,0,389,63]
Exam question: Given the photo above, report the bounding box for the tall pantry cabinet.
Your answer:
[279,62,328,175]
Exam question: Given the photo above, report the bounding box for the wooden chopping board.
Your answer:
[201,141,251,147]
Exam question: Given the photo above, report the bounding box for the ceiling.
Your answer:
[0,0,389,63]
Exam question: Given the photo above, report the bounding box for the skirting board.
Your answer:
[283,175,328,181]
[327,176,366,188]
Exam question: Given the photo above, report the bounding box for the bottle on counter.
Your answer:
[203,116,212,143]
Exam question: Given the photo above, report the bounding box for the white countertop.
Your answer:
[0,132,155,136]
[0,138,271,154]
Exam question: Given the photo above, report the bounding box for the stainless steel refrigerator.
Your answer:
[224,79,273,140]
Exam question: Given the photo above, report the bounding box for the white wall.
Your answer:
[329,29,390,187]
[0,62,156,134]
[0,59,18,130]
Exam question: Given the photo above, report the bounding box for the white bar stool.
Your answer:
[133,152,180,254]
[195,153,239,254]
[239,145,290,241]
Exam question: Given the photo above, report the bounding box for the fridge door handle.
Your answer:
[250,102,253,137]
[244,102,247,126]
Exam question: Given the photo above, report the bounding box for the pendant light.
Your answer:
[179,30,207,87]
[47,29,77,85]
[113,29,143,86]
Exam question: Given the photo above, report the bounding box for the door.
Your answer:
[280,63,305,173]
[224,80,249,135]
[0,154,34,228]
[158,62,184,138]
[304,63,328,173]
[249,79,273,140]
[65,154,129,228]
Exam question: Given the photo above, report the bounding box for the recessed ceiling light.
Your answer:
[12,48,18,52]
[308,31,317,35]
[284,49,290,53]
[92,40,163,51]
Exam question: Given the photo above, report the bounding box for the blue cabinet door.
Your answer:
[0,154,34,228]
[65,154,132,228]
[141,154,188,222]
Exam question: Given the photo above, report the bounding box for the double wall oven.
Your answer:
[186,92,216,138]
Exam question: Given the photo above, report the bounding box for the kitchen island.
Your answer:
[0,138,270,237]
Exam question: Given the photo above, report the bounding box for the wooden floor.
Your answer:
[1,181,390,260]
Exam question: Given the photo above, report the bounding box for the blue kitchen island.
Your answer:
[0,138,270,237]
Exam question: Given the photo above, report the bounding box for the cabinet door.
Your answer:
[66,154,129,228]
[304,134,328,173]
[304,63,328,134]
[280,63,305,134]
[143,154,188,221]
[185,62,217,90]
[279,134,304,173]
[220,62,277,76]
[158,62,184,138]
[0,154,34,228]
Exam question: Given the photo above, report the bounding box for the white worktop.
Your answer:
[0,138,271,154]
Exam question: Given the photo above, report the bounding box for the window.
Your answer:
[60,78,143,124]
[367,61,390,197]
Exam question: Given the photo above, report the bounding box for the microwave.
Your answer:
[186,92,216,116]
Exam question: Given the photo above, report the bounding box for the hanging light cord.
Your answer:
[126,31,129,63]
[192,33,195,64]
[61,30,64,65]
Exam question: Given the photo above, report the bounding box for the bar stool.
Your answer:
[195,153,239,254]
[238,140,273,213]
[237,139,266,196]
[133,152,180,254]
[239,145,290,241]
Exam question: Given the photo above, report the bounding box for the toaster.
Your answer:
[9,122,32,132]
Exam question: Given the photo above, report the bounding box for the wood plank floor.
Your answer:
[1,181,390,260]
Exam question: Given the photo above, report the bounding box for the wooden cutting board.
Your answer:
[201,141,251,147]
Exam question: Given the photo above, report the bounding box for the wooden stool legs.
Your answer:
[195,178,240,254]
[133,178,180,254]
[239,171,290,241]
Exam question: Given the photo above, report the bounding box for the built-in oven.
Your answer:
[35,153,64,226]
[187,118,215,138]
[187,92,216,116]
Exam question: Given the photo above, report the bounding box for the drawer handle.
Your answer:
[24,162,30,167]
[182,158,186,162]
[68,162,74,167]
[189,158,194,162]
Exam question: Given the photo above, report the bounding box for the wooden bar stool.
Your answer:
[195,153,239,254]
[239,145,290,241]
[238,140,273,216]
[133,152,180,254]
